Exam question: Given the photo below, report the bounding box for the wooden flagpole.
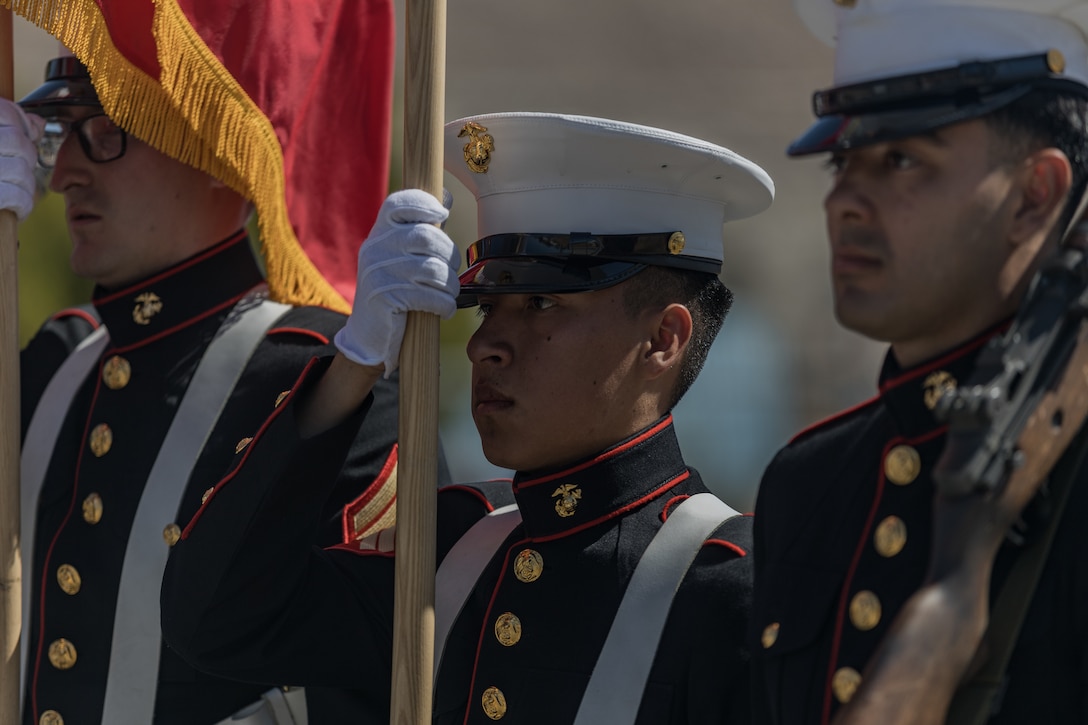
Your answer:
[0,8,21,725]
[390,0,445,721]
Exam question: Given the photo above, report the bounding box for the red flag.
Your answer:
[7,0,395,312]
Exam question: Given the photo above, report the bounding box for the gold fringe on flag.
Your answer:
[3,0,351,313]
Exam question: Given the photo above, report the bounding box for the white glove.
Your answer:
[0,99,44,221]
[334,189,461,377]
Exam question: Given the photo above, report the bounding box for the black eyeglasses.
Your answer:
[37,113,127,168]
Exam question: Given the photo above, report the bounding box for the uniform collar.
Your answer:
[91,231,264,349]
[511,415,690,540]
[878,320,1010,438]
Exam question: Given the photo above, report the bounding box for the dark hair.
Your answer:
[984,89,1088,233]
[620,266,733,409]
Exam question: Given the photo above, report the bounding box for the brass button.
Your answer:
[235,437,253,454]
[56,565,81,596]
[761,622,780,649]
[163,523,181,547]
[201,487,214,505]
[832,666,862,703]
[132,291,163,325]
[82,493,103,525]
[884,445,920,485]
[849,590,882,631]
[513,549,543,583]
[874,516,908,558]
[48,638,77,670]
[494,612,522,647]
[89,424,113,457]
[551,483,581,518]
[101,355,131,390]
[481,685,507,720]
[39,710,64,725]
[275,390,290,407]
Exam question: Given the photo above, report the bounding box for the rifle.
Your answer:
[934,245,1088,499]
[934,244,1088,724]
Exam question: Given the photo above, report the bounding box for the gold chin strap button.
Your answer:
[56,565,82,596]
[1048,48,1066,74]
[163,523,182,547]
[494,612,522,647]
[82,493,103,525]
[48,638,77,670]
[102,355,131,390]
[481,686,507,720]
[874,515,907,558]
[832,666,862,703]
[89,424,113,457]
[884,445,920,485]
[761,622,780,649]
[667,232,686,255]
[39,710,64,725]
[513,549,543,583]
[849,590,882,631]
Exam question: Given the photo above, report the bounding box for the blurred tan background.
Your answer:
[13,0,885,510]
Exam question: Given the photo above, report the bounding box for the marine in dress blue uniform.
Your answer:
[752,2,1088,722]
[161,112,775,723]
[17,57,446,725]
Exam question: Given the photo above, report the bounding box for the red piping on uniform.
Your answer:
[439,485,498,513]
[462,544,520,725]
[789,395,880,445]
[819,425,947,724]
[92,231,246,305]
[341,444,399,542]
[529,471,689,544]
[515,416,673,490]
[31,369,107,722]
[704,539,747,557]
[50,307,100,329]
[660,494,691,522]
[268,327,329,345]
[326,543,396,558]
[662,495,749,555]
[181,357,320,538]
[880,340,992,394]
[109,289,254,355]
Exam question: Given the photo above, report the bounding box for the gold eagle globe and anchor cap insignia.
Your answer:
[552,483,582,518]
[132,291,163,325]
[459,121,495,173]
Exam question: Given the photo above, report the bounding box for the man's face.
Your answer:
[822,119,1026,365]
[467,283,655,472]
[48,105,219,289]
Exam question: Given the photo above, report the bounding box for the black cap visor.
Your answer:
[788,52,1088,157]
[19,57,99,116]
[457,257,647,307]
[787,84,1035,156]
[455,231,721,307]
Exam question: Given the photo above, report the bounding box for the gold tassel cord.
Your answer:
[3,0,350,313]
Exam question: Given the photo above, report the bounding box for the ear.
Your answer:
[643,303,693,380]
[1010,148,1073,246]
